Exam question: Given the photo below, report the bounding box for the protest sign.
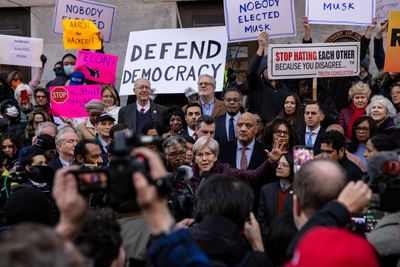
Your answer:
[384,11,400,72]
[63,19,102,50]
[75,50,118,84]
[120,26,228,95]
[376,0,400,23]
[267,42,360,80]
[224,0,296,41]
[50,84,102,118]
[53,0,115,42]
[0,35,43,68]
[306,0,375,26]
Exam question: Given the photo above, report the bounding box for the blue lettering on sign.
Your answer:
[239,0,280,13]
[238,11,280,23]
[244,24,271,32]
[323,2,355,11]
[65,4,104,18]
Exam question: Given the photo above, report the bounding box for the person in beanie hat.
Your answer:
[76,99,107,140]
[285,227,379,267]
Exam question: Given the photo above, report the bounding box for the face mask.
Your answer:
[11,79,22,89]
[54,68,64,77]
[63,65,74,76]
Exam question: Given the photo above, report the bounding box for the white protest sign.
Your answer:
[120,27,228,95]
[0,35,43,68]
[224,0,296,41]
[53,0,116,42]
[376,0,400,23]
[267,42,360,79]
[306,0,375,26]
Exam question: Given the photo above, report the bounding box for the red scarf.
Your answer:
[348,103,366,139]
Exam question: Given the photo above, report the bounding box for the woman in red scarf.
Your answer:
[338,82,371,139]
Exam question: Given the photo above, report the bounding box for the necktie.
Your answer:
[240,146,248,170]
[306,132,314,147]
[228,117,235,141]
[140,108,145,114]
[192,132,198,141]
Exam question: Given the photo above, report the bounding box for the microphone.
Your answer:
[175,165,193,183]
[368,151,400,188]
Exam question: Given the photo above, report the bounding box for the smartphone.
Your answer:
[20,89,28,103]
[293,145,314,173]
[70,168,109,193]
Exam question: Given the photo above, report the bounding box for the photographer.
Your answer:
[366,150,400,266]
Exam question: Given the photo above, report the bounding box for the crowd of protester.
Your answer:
[0,16,399,267]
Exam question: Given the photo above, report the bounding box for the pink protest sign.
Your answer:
[50,84,102,118]
[75,50,118,84]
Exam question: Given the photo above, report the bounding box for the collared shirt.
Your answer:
[225,112,241,140]
[305,125,321,147]
[187,127,195,138]
[59,156,72,167]
[201,99,215,116]
[136,101,151,113]
[280,181,292,191]
[97,134,109,153]
[236,139,255,169]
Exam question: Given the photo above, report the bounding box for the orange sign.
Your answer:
[384,11,400,72]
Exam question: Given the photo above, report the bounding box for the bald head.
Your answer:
[293,159,346,215]
[236,112,257,145]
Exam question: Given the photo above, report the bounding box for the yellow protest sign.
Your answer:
[384,11,400,72]
[63,19,101,50]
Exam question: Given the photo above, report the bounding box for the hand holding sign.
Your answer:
[63,19,102,50]
[257,32,269,56]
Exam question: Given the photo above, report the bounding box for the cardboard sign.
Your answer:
[63,19,102,50]
[224,0,296,41]
[376,0,400,23]
[384,11,400,72]
[267,42,360,79]
[0,35,43,68]
[75,50,118,84]
[120,26,228,95]
[306,0,375,26]
[50,84,102,118]
[53,0,116,42]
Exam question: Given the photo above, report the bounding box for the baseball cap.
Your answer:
[95,113,115,124]
[69,71,85,85]
[285,227,379,267]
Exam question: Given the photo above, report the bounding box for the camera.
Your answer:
[9,165,54,186]
[69,168,109,194]
[108,130,166,201]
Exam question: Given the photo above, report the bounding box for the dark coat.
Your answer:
[246,54,290,122]
[257,181,293,241]
[214,114,230,144]
[340,155,365,182]
[377,117,400,143]
[48,157,63,172]
[189,215,273,267]
[297,126,326,155]
[118,101,167,132]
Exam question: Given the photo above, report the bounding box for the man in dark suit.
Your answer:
[182,103,202,140]
[297,101,326,155]
[214,87,242,145]
[48,126,79,172]
[118,78,166,132]
[218,112,267,170]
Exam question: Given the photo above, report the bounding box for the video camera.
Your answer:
[368,149,400,212]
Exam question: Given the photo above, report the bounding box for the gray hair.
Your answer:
[366,95,397,119]
[55,126,77,146]
[35,122,58,137]
[133,78,151,88]
[162,136,187,157]
[198,74,216,88]
[192,136,219,157]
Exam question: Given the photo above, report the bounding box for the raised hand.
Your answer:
[256,32,269,56]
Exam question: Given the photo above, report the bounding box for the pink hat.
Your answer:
[285,227,379,267]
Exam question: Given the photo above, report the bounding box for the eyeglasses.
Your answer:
[355,127,370,132]
[198,82,213,87]
[167,150,186,158]
[195,151,214,159]
[53,67,62,72]
[136,85,150,91]
[274,130,289,136]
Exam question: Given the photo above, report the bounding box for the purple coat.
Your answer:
[338,105,353,138]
